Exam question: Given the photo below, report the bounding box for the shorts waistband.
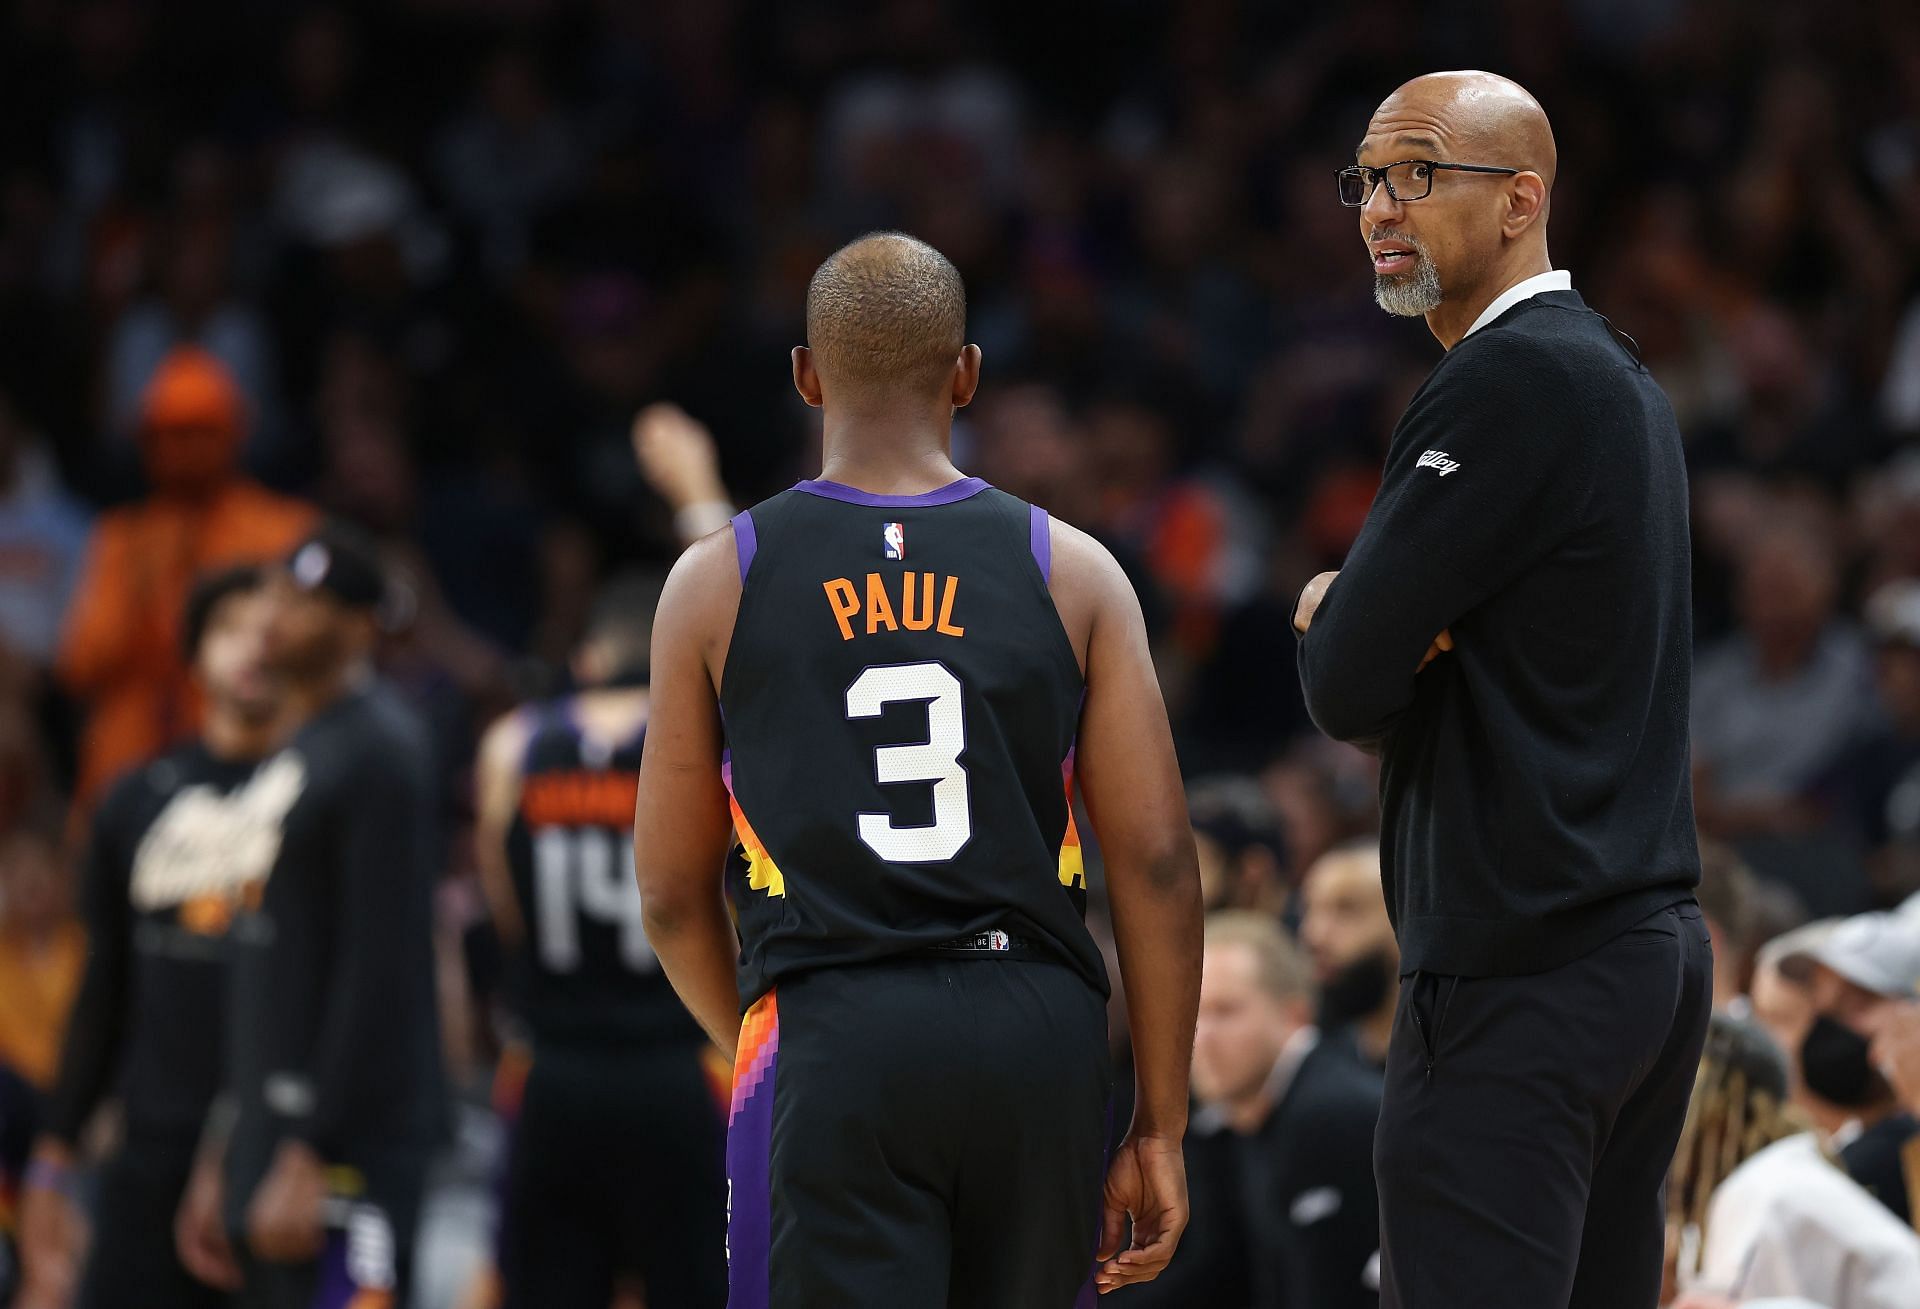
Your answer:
[921,928,1032,956]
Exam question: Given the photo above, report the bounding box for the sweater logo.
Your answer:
[1417,449,1461,477]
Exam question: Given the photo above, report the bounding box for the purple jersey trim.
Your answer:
[731,510,758,582]
[1029,504,1052,582]
[792,476,990,508]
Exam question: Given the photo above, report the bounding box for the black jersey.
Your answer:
[226,684,445,1198]
[505,699,706,1049]
[45,743,268,1145]
[720,477,1102,1005]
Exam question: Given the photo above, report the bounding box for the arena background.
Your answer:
[3,0,1920,1305]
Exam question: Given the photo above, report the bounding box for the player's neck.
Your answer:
[817,408,964,496]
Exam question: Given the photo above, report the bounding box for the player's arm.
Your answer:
[20,786,137,1302]
[473,709,532,946]
[1052,522,1202,1293]
[634,528,743,1057]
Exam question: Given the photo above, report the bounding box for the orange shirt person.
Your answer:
[58,347,316,803]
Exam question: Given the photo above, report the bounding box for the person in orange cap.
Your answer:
[57,346,317,803]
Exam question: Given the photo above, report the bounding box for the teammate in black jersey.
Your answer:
[19,565,280,1309]
[177,527,446,1309]
[635,232,1203,1307]
[474,573,726,1309]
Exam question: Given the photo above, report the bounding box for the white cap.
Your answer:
[1781,911,1920,999]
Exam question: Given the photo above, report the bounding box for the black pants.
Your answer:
[1375,901,1712,1309]
[497,1043,729,1309]
[78,1131,231,1309]
[726,955,1112,1309]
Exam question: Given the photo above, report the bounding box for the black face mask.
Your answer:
[1799,1012,1894,1108]
[1317,947,1397,1030]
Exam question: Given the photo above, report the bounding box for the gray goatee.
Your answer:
[1372,238,1444,317]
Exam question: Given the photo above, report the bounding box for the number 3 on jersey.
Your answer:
[845,661,972,863]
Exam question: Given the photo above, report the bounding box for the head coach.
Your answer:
[1292,71,1712,1309]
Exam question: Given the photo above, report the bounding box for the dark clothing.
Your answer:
[47,743,263,1145]
[1116,1037,1382,1309]
[44,742,272,1309]
[506,699,707,1050]
[1374,902,1713,1309]
[235,1151,428,1309]
[75,1131,230,1309]
[499,1045,727,1309]
[498,697,726,1306]
[1240,1037,1383,1309]
[721,480,1100,1006]
[1839,1111,1919,1227]
[726,956,1110,1309]
[225,684,445,1231]
[1297,291,1700,978]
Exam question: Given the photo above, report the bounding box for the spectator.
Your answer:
[56,347,315,803]
[1696,840,1763,1010]
[1129,911,1380,1309]
[1187,776,1289,917]
[1820,580,1920,904]
[1298,839,1398,1069]
[1693,523,1876,835]
[1668,1013,1920,1307]
[1776,913,1920,1225]
[0,824,84,1091]
[0,387,89,673]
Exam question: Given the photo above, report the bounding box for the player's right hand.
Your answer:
[175,1155,243,1291]
[17,1154,84,1309]
[1093,1132,1189,1293]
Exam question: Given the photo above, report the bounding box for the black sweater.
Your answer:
[1298,289,1699,976]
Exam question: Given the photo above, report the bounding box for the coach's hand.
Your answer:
[246,1140,329,1264]
[1094,1132,1189,1292]
[1419,628,1454,670]
[1293,571,1340,634]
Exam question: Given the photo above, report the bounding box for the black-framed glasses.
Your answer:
[1337,160,1520,207]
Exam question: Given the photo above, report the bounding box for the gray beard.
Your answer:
[1374,254,1444,317]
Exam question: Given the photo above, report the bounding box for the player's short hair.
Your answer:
[181,564,266,662]
[805,232,967,395]
[1205,910,1315,1004]
[582,570,668,679]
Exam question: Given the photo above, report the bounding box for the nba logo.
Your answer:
[988,930,1011,952]
[883,522,906,560]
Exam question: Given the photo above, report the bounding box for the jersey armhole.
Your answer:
[731,509,758,581]
[1029,503,1052,582]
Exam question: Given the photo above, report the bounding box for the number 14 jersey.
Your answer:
[720,478,1105,1007]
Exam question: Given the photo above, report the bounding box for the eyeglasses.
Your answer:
[1336,160,1521,207]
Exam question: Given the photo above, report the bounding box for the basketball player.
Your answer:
[20,566,282,1309]
[474,572,726,1308]
[178,527,446,1309]
[634,232,1203,1307]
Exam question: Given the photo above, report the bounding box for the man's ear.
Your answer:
[951,344,983,409]
[1504,173,1547,240]
[792,346,824,408]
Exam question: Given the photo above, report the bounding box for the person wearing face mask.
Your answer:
[1776,912,1920,1227]
[1299,841,1399,1069]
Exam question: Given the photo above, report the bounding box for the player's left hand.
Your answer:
[246,1140,329,1264]
[1094,1132,1189,1293]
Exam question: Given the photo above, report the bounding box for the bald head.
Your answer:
[1368,71,1556,195]
[805,232,968,397]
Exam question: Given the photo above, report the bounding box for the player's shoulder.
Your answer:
[98,742,201,819]
[477,702,543,780]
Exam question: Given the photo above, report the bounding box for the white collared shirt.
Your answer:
[1462,269,1572,339]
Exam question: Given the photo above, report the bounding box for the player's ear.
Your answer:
[791,347,824,408]
[950,344,982,409]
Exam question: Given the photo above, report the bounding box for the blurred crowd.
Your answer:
[3,0,1920,1305]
